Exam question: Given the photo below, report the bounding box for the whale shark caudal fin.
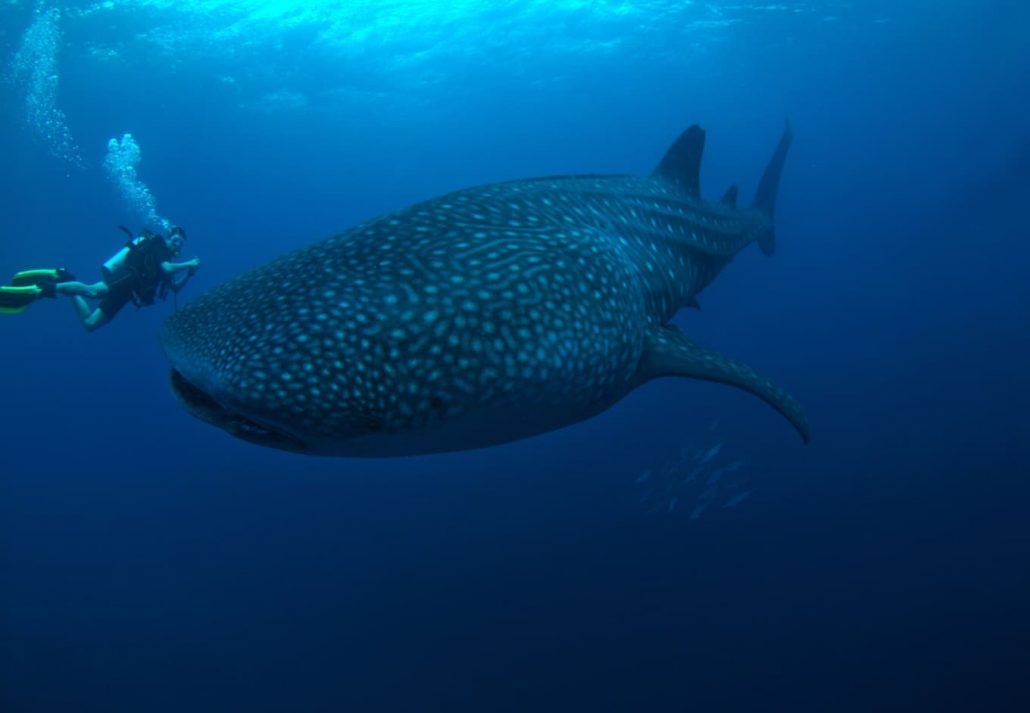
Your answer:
[652,124,705,197]
[638,324,810,444]
[752,122,794,256]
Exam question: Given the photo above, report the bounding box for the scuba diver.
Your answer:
[0,226,200,332]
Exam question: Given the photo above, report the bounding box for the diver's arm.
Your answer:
[161,258,200,275]
[163,258,200,294]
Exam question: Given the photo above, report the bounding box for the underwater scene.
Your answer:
[1,1,1028,710]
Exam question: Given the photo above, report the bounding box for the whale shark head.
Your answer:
[162,322,380,456]
[166,365,312,452]
[161,240,399,455]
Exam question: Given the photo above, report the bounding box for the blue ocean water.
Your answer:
[1,1,1028,710]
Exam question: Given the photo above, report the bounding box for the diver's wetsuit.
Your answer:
[97,272,139,318]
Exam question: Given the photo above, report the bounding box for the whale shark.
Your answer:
[162,122,809,456]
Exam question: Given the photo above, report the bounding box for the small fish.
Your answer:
[699,443,723,465]
[683,464,704,483]
[721,459,746,474]
[724,491,751,508]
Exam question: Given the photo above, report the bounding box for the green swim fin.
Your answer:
[10,267,74,287]
[0,285,44,314]
[0,267,72,313]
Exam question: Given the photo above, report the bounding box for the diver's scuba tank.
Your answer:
[101,226,147,282]
[101,242,140,282]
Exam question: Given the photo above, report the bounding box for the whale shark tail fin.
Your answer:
[653,124,705,197]
[752,121,793,256]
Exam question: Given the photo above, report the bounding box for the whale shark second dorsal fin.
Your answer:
[720,184,739,207]
[653,124,705,197]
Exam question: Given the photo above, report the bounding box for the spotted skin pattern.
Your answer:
[163,127,808,455]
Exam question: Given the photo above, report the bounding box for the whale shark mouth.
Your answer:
[170,369,307,452]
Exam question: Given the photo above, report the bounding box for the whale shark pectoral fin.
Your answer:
[639,325,810,444]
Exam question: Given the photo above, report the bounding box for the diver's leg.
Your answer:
[71,296,91,323]
[56,281,107,299]
[80,307,110,333]
[67,295,110,332]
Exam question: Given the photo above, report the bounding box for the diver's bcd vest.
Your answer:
[127,231,173,306]
[102,228,174,307]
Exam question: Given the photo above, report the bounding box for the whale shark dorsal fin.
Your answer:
[638,325,810,444]
[720,185,739,207]
[653,124,705,197]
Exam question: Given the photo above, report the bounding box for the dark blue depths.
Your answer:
[1,1,1029,711]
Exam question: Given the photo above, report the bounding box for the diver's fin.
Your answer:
[752,121,793,256]
[653,124,705,197]
[0,285,44,314]
[638,324,810,443]
[11,267,74,287]
[720,184,738,208]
